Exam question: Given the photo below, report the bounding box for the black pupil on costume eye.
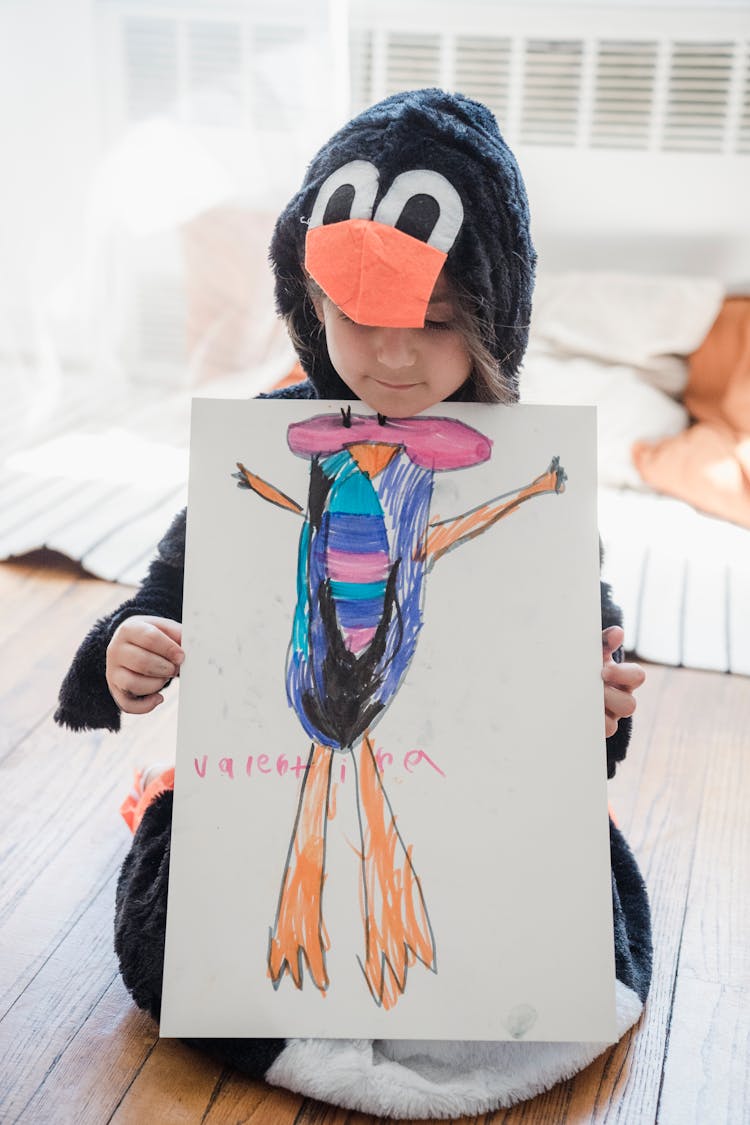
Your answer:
[394,194,440,242]
[322,184,356,225]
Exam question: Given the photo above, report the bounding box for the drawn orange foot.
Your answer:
[356,734,437,1010]
[267,743,334,993]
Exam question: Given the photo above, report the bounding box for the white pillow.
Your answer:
[530,271,725,397]
[520,346,689,490]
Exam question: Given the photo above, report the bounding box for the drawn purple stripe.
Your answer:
[335,595,384,628]
[326,511,389,553]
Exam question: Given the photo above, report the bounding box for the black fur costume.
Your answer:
[55,89,651,1117]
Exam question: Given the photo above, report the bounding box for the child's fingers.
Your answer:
[133,618,184,665]
[110,687,165,715]
[602,625,625,659]
[112,617,184,667]
[145,617,183,644]
[603,682,637,721]
[143,616,184,659]
[604,711,619,738]
[117,641,178,681]
[602,660,646,691]
[106,616,184,714]
[601,657,645,738]
[604,685,636,737]
[111,667,173,697]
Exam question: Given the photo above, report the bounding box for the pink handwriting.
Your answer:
[193,749,445,781]
[403,748,446,777]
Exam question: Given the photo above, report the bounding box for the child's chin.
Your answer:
[368,402,419,419]
[360,386,432,418]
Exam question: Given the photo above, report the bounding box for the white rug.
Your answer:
[600,486,750,675]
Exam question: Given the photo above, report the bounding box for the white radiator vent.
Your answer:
[121,14,750,155]
[350,31,750,155]
[454,36,512,125]
[664,41,734,153]
[520,39,583,146]
[741,47,750,154]
[124,18,179,122]
[385,32,442,97]
[187,20,243,126]
[349,27,374,115]
[251,25,307,129]
[105,6,749,372]
[592,41,657,150]
[109,6,342,374]
[123,16,313,131]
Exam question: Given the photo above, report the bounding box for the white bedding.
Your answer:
[529,270,724,393]
[522,270,725,490]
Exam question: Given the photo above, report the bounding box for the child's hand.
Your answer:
[602,626,645,737]
[106,616,184,714]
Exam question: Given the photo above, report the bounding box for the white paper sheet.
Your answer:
[161,399,615,1042]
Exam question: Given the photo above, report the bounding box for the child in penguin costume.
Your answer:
[55,89,652,1117]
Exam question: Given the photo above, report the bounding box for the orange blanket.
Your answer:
[633,297,750,528]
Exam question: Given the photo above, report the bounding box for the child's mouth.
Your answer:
[374,379,418,391]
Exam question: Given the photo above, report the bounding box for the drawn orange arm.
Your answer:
[234,462,303,516]
[417,456,566,569]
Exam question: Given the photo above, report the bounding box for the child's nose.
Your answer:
[374,327,417,370]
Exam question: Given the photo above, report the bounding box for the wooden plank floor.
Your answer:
[0,556,747,1125]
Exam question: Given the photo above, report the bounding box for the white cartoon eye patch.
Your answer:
[308,161,464,253]
[308,160,380,228]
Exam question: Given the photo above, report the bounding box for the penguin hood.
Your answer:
[270,88,535,403]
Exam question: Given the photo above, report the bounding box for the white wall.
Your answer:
[522,150,750,285]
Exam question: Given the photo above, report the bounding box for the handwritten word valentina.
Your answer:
[193,749,445,782]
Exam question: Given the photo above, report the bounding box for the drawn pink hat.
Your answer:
[287,413,492,471]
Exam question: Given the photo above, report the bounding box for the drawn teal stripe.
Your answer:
[292,520,311,651]
[330,579,387,601]
[328,468,382,516]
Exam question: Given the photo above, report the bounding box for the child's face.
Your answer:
[316,275,472,417]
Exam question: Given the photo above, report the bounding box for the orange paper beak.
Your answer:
[305,219,447,328]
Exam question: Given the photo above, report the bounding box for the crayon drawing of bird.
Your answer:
[234,409,566,1009]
